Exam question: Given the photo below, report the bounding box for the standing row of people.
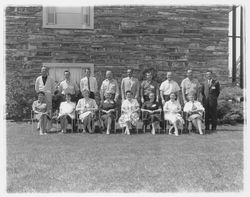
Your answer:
[33,66,220,135]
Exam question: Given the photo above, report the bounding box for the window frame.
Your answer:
[42,7,94,29]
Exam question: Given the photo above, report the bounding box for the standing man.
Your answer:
[121,68,140,102]
[80,68,98,99]
[35,66,55,114]
[100,70,119,102]
[159,72,180,105]
[58,70,79,102]
[181,69,200,104]
[141,72,159,103]
[201,71,220,132]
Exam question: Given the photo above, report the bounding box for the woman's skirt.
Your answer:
[164,112,184,128]
[35,112,50,121]
[187,113,203,122]
[79,111,93,122]
[101,113,115,129]
[142,112,161,125]
[119,112,139,128]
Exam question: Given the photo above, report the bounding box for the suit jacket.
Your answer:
[201,79,220,103]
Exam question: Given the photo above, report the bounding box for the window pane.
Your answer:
[56,12,82,25]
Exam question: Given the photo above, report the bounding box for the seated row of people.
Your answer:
[32,89,205,136]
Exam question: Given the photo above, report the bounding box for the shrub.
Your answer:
[6,72,36,120]
[217,85,244,124]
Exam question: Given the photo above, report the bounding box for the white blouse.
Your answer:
[183,101,204,113]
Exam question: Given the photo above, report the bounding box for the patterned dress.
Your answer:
[119,99,140,127]
[76,98,98,121]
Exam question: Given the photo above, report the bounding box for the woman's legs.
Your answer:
[151,122,156,135]
[106,116,111,134]
[40,114,47,135]
[191,119,203,134]
[172,121,179,136]
[87,115,93,133]
[125,121,131,135]
[60,116,67,133]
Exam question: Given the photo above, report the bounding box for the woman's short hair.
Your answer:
[125,90,133,95]
[82,88,90,94]
[169,92,177,98]
[65,93,72,97]
[37,91,45,96]
[148,92,155,96]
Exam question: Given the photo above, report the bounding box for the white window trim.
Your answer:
[42,7,94,29]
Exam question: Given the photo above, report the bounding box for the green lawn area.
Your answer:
[6,122,243,192]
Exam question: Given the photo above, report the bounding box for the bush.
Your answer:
[6,72,36,120]
[217,86,244,124]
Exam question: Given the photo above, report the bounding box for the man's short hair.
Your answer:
[64,70,70,74]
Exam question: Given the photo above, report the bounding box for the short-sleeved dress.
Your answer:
[76,98,98,121]
[142,101,161,124]
[163,100,184,127]
[32,100,50,120]
[119,99,140,128]
[100,100,116,129]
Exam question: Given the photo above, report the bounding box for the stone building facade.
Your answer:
[5,6,231,117]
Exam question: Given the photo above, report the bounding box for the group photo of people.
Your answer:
[32,66,220,136]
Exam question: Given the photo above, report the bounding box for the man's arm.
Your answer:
[121,78,125,100]
[100,81,104,101]
[114,80,119,101]
[35,77,39,93]
[135,80,140,100]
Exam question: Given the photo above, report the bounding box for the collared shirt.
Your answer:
[181,77,200,95]
[100,79,119,99]
[80,76,98,93]
[59,80,79,95]
[160,80,180,95]
[121,77,140,99]
[141,80,158,96]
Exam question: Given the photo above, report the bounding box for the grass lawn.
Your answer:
[6,122,243,192]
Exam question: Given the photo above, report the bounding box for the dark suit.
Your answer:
[201,79,220,130]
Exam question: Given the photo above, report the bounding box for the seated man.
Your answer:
[32,91,51,135]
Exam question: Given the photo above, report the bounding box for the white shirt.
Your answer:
[160,80,180,95]
[35,76,55,94]
[80,76,98,93]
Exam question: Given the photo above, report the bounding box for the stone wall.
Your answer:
[6,6,231,90]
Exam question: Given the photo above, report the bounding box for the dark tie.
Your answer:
[87,77,90,91]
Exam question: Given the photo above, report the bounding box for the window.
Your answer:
[43,63,94,86]
[43,7,94,29]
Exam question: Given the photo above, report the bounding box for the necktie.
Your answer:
[87,77,90,91]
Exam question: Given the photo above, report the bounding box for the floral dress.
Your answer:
[119,99,140,128]
[76,98,98,121]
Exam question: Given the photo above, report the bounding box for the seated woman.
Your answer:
[119,90,140,135]
[163,92,184,136]
[99,91,117,135]
[32,91,50,135]
[141,92,162,135]
[76,89,98,133]
[57,93,76,133]
[183,92,205,135]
